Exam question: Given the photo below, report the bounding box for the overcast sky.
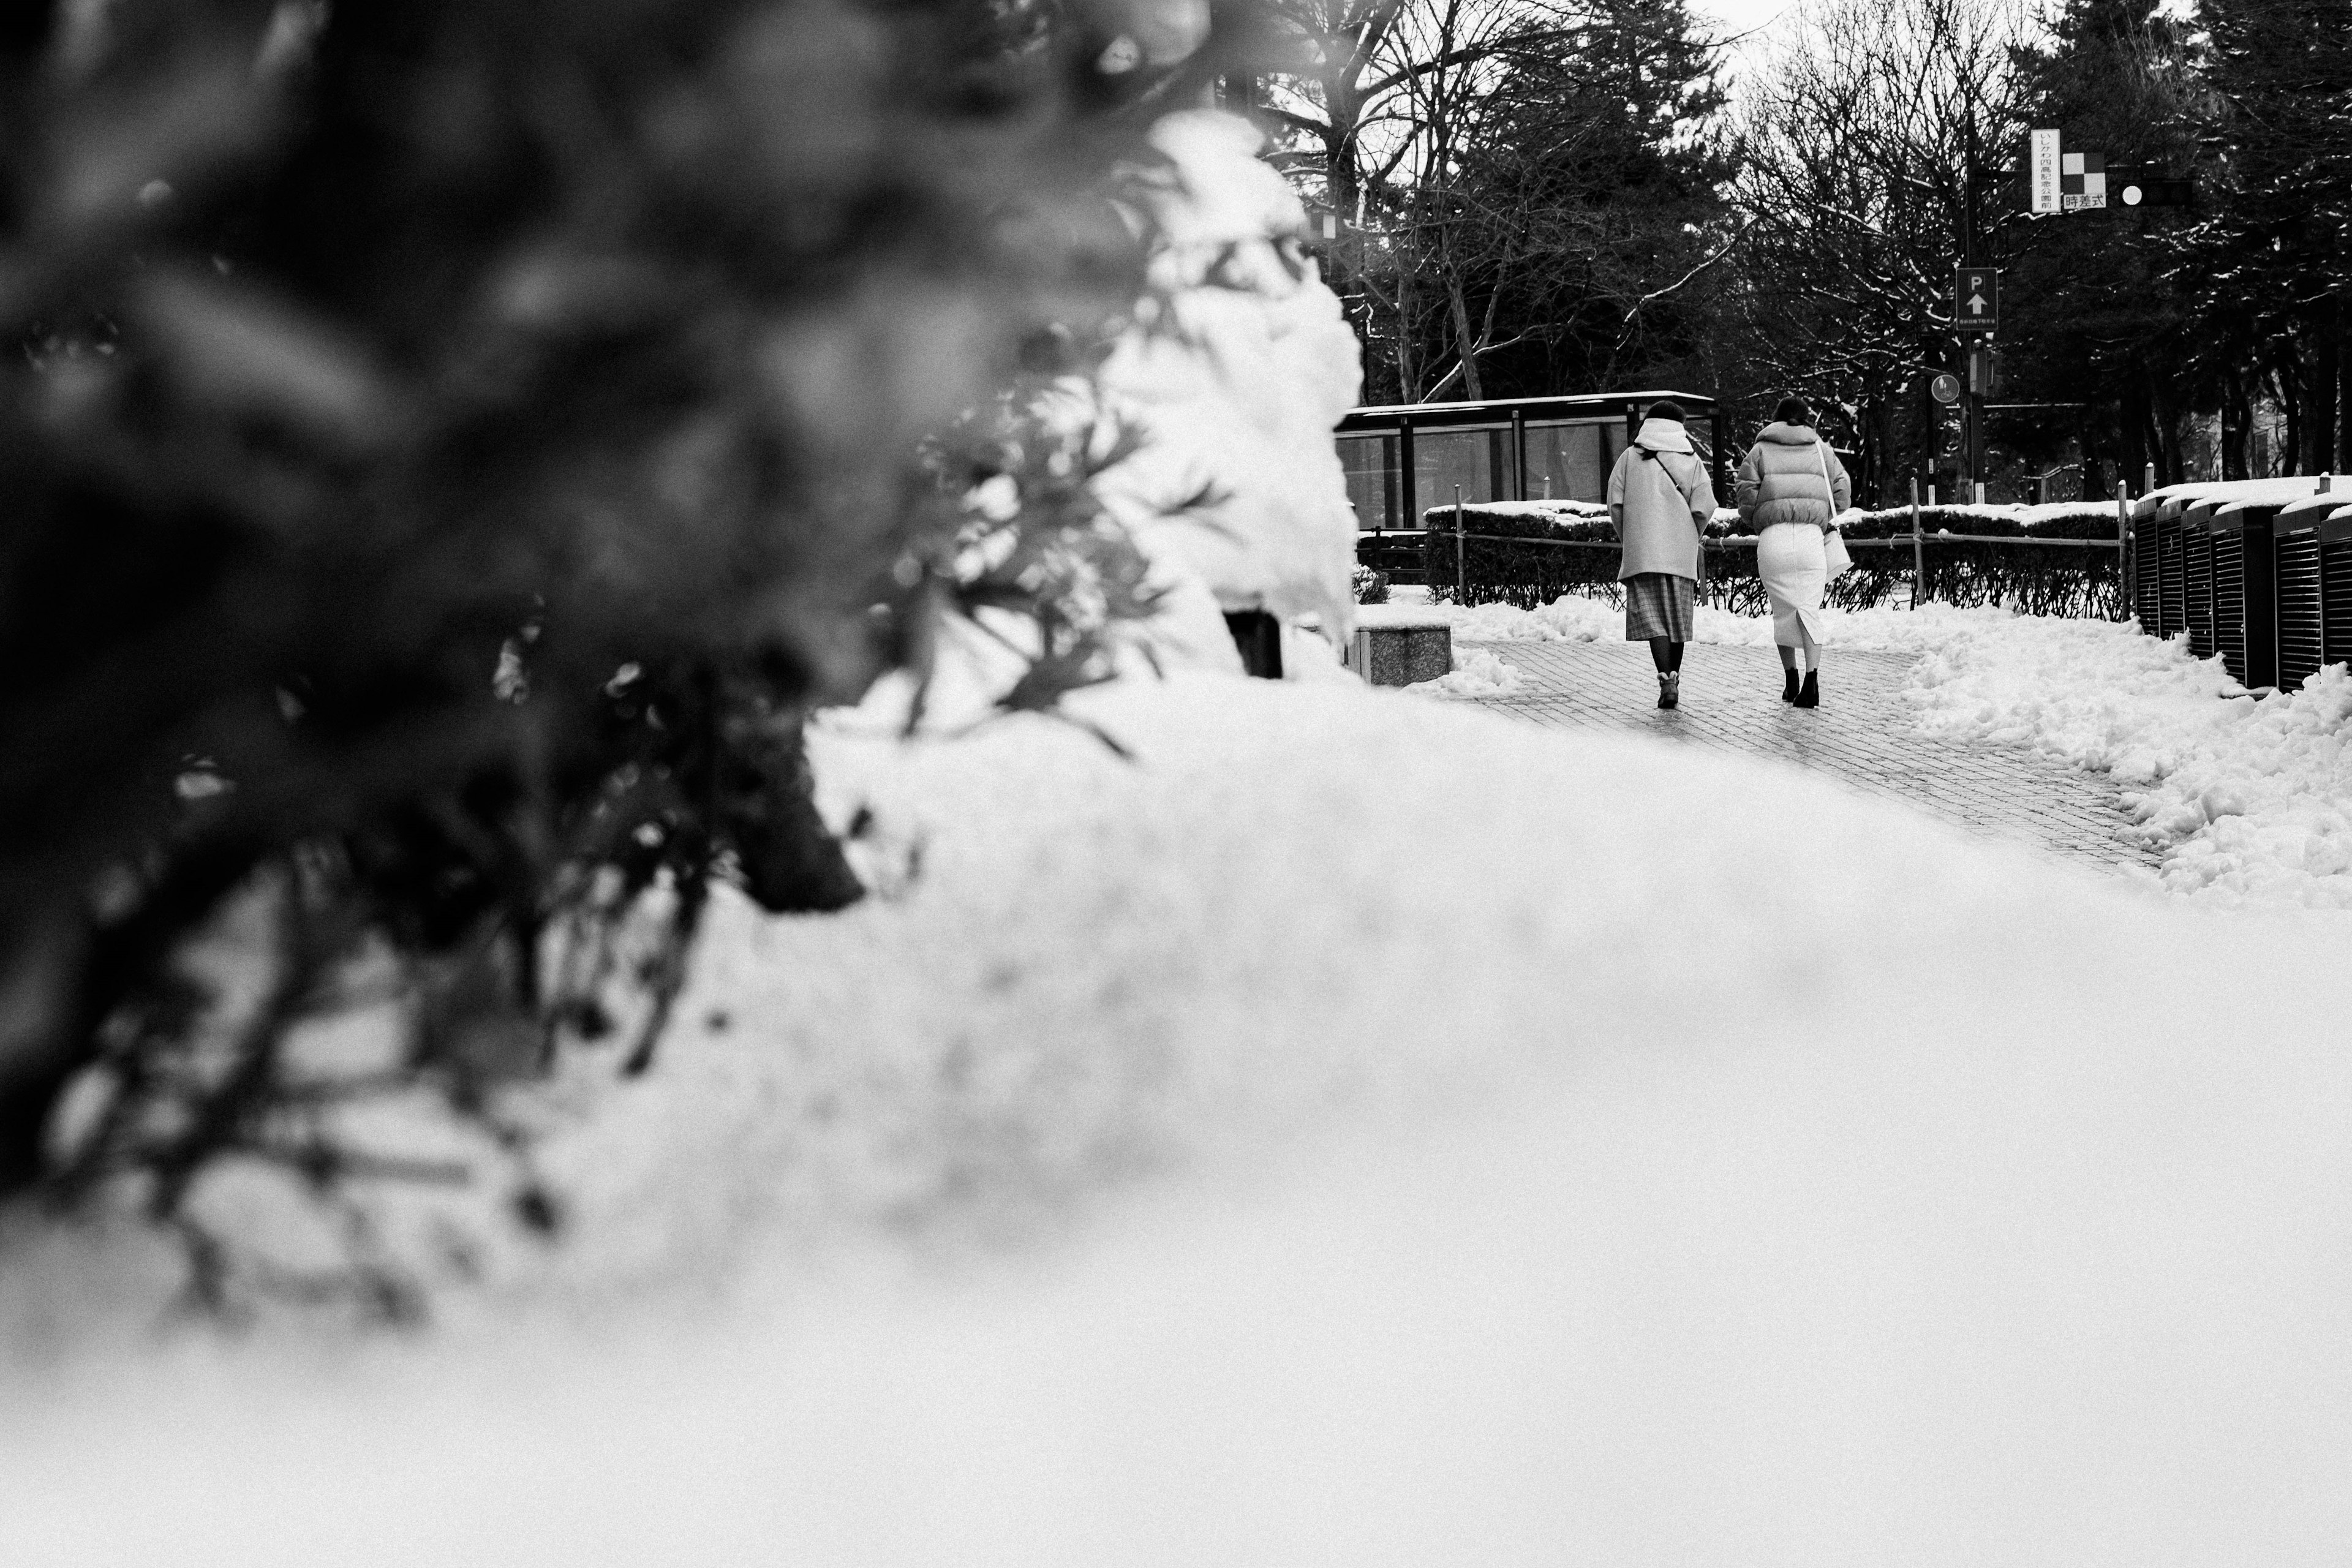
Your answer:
[1693,0,1797,48]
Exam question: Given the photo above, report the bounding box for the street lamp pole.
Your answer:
[1962,107,1985,499]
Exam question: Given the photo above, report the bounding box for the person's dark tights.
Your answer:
[1647,637,1684,674]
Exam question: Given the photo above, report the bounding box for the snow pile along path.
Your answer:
[1905,615,2352,909]
[1405,645,1521,698]
[7,669,2352,1566]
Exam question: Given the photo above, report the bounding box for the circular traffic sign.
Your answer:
[1930,372,1962,405]
[2121,184,2144,206]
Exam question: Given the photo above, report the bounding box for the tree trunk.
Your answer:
[2301,321,2339,476]
[2119,380,2149,495]
[2339,311,2352,472]
[2223,366,2251,481]
[1445,265,1484,401]
[1396,261,1418,401]
[2150,378,2183,486]
[2273,352,2302,474]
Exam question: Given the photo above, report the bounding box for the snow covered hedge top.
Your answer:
[1414,499,1738,540]
[1828,503,2120,541]
[1412,499,2118,542]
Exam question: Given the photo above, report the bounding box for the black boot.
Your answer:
[1781,668,1800,703]
[1656,671,1679,709]
[1795,669,1820,709]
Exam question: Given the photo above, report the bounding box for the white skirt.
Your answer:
[1755,523,1827,648]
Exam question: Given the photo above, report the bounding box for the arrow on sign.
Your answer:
[1967,292,1988,315]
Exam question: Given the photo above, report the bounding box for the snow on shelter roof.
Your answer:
[2274,488,2352,523]
[1336,391,1720,433]
[2135,476,2338,519]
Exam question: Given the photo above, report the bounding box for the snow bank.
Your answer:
[1433,592,2352,910]
[1906,616,2352,909]
[9,668,2352,1565]
[1404,644,1521,697]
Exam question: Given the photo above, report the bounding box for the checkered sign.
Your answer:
[2062,149,2106,209]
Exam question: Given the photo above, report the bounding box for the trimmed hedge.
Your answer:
[1404,501,2123,617]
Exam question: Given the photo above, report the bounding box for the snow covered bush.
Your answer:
[1090,110,1367,668]
[1353,565,1390,605]
[1420,498,2123,617]
[1420,502,1619,609]
[0,0,1261,1314]
[1826,503,2124,618]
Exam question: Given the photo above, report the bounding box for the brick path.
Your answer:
[1458,640,2161,878]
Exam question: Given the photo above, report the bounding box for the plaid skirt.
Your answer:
[1623,572,1697,641]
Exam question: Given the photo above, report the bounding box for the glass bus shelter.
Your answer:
[1335,391,1730,532]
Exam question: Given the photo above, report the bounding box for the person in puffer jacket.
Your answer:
[1736,396,1850,709]
[1605,399,1717,710]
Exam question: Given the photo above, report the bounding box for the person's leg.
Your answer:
[1667,639,1684,672]
[1795,626,1823,707]
[1777,644,1797,671]
[1648,636,1675,673]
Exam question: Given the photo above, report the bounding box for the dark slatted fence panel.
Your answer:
[2185,530,2215,658]
[2136,526,2161,633]
[2323,537,2352,674]
[2277,532,2323,688]
[2214,532,2246,682]
[2157,520,2185,640]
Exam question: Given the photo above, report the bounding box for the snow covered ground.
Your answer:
[8,86,2351,1568]
[9,653,2352,1566]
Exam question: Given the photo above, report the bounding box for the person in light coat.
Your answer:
[1605,399,1717,710]
[1735,396,1850,709]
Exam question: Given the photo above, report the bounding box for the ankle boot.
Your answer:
[1795,669,1820,709]
[1781,668,1800,703]
[1656,670,1679,709]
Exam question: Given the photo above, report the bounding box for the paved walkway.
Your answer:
[1460,641,2160,877]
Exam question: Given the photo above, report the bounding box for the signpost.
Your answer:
[2033,131,2190,214]
[1956,266,1999,331]
[2030,129,2062,214]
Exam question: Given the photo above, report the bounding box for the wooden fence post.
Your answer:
[1453,486,1465,599]
[2115,480,2131,622]
[1910,477,1924,611]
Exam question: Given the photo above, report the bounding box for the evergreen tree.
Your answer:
[0,0,1229,1312]
[2188,0,2352,472]
[2004,0,2204,485]
[1350,0,1732,403]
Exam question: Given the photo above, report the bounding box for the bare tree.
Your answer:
[1725,0,2027,495]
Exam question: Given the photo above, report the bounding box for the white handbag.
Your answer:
[1816,440,1853,577]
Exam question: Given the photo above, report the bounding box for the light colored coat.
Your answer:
[1735,422,1851,530]
[1606,417,1717,582]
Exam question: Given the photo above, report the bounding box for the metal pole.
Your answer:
[2115,479,2130,623]
[1454,485,1465,598]
[1910,477,1924,611]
